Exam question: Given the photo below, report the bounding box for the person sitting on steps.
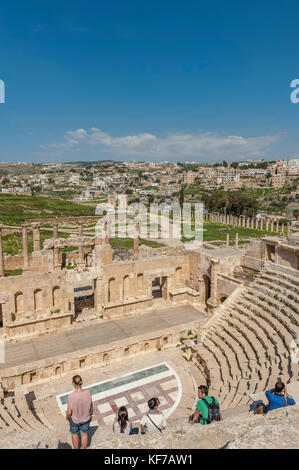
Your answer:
[140,397,166,434]
[189,385,221,425]
[254,377,296,416]
[113,406,132,435]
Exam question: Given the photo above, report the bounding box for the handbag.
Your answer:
[146,412,164,433]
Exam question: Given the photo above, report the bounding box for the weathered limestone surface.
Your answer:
[0,405,298,449]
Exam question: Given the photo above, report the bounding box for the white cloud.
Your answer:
[41,127,282,161]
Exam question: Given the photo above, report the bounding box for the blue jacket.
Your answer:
[265,389,296,412]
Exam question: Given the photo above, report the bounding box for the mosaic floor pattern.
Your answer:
[57,362,181,425]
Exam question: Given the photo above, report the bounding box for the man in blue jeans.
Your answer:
[254,378,296,416]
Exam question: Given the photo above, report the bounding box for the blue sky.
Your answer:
[1,0,299,163]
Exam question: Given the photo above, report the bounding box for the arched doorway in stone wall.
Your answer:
[152,276,162,298]
[203,275,210,304]
[219,294,228,304]
[15,292,24,314]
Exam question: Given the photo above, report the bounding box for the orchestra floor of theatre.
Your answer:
[3,303,206,368]
[22,348,201,439]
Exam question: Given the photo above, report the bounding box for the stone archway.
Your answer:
[203,275,210,304]
[219,294,228,304]
[15,292,24,314]
[34,289,43,311]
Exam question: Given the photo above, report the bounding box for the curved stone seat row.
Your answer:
[186,266,299,410]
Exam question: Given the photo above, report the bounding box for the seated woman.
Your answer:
[255,378,296,416]
[140,397,166,434]
[113,406,132,435]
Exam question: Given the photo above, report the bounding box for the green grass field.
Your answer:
[182,221,279,244]
[110,238,165,250]
[0,194,95,226]
[2,230,72,255]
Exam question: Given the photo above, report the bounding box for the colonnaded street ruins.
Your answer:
[0,192,297,449]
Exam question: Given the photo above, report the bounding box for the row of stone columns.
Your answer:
[0,221,104,277]
[205,212,290,235]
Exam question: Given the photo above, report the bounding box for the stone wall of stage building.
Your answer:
[28,250,55,274]
[193,250,243,278]
[242,239,265,271]
[0,321,199,391]
[244,238,299,271]
[96,254,191,318]
[245,239,263,260]
[217,273,243,302]
[242,255,264,271]
[276,245,299,270]
[0,251,195,338]
[0,270,74,339]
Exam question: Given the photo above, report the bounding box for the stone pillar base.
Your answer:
[207,298,218,314]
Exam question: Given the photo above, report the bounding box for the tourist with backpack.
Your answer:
[253,377,296,416]
[189,385,221,425]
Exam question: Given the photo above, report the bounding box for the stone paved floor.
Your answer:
[56,361,181,426]
[4,304,206,368]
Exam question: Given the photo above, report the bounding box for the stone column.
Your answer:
[226,233,230,246]
[0,225,4,277]
[207,258,219,313]
[22,224,30,272]
[78,222,83,237]
[235,232,239,248]
[255,218,258,229]
[134,237,140,260]
[32,222,41,251]
[198,277,206,305]
[266,221,269,231]
[281,223,284,235]
[53,223,58,239]
[271,221,274,232]
[276,221,279,233]
[94,276,102,313]
[104,222,110,245]
[53,223,60,270]
[77,222,85,267]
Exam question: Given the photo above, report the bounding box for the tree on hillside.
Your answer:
[179,186,184,207]
[293,209,299,220]
[202,190,258,217]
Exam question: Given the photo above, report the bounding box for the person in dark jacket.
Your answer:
[254,378,296,416]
